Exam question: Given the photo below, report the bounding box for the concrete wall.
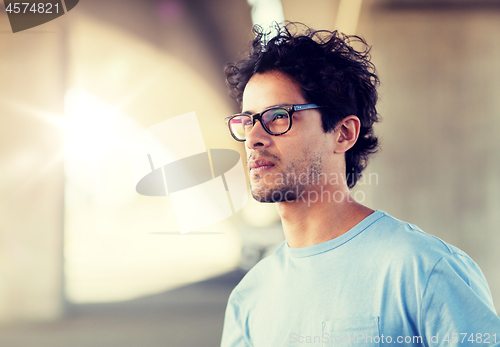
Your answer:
[0,0,253,321]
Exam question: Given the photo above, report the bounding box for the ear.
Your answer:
[333,115,361,154]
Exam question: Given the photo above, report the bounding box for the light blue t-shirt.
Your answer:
[221,210,500,346]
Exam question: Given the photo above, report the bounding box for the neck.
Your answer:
[277,185,374,248]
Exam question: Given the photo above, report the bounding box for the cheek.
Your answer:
[291,133,322,152]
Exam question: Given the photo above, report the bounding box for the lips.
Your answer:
[248,158,275,172]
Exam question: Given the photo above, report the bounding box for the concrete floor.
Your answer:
[0,271,245,347]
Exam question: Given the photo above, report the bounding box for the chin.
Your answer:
[251,184,299,203]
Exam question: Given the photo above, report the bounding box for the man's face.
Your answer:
[242,71,337,203]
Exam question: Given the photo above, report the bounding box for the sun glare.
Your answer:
[64,88,140,162]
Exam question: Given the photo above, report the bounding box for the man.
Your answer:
[221,23,500,346]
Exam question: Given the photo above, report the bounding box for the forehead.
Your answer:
[241,71,308,112]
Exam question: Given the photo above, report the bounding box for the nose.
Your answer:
[246,119,271,150]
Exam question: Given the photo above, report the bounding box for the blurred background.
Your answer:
[0,0,499,346]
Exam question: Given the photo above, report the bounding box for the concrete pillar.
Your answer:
[0,15,65,321]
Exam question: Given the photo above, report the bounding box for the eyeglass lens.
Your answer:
[229,108,290,140]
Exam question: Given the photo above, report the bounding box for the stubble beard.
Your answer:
[250,151,323,203]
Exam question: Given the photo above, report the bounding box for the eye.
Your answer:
[264,109,289,122]
[242,117,252,127]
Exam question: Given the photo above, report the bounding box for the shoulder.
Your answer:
[363,212,495,311]
[358,211,482,288]
[367,211,467,261]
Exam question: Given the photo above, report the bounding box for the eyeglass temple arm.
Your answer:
[292,104,321,112]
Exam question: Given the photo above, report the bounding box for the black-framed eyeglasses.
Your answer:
[224,103,324,142]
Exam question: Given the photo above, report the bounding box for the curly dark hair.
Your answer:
[225,22,380,188]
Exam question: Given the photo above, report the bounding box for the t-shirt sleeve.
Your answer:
[221,291,252,347]
[420,252,500,346]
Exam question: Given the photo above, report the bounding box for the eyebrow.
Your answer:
[240,104,289,115]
